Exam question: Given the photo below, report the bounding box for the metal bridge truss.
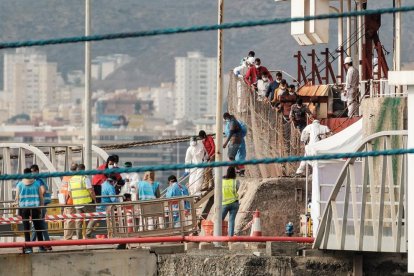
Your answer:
[314,131,407,253]
[0,143,109,202]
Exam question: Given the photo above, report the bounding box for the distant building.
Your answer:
[134,83,175,121]
[3,48,58,119]
[91,54,132,80]
[174,51,217,121]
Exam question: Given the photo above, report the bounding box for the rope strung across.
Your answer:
[0,147,413,181]
[0,6,413,49]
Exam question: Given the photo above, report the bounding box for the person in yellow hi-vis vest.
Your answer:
[68,164,96,239]
[221,166,240,236]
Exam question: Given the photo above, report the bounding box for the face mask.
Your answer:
[262,77,268,81]
[289,92,294,95]
[190,141,197,146]
[255,65,260,68]
[108,164,114,169]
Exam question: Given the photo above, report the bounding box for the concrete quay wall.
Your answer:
[1,246,409,276]
[0,249,157,276]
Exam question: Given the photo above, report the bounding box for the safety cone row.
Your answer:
[250,209,262,236]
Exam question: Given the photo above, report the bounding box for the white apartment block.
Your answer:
[91,54,132,80]
[174,52,217,121]
[150,82,175,121]
[3,48,57,118]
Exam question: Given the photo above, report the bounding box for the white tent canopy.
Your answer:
[306,118,363,236]
[306,118,363,157]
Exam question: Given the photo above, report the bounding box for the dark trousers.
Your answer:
[94,185,102,203]
[20,208,44,245]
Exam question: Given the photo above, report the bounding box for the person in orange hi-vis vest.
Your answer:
[60,163,78,240]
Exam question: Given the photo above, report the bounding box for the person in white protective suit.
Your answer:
[185,136,207,196]
[233,56,255,113]
[295,120,331,175]
[120,161,140,201]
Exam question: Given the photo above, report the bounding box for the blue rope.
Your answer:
[1,147,413,181]
[0,6,413,49]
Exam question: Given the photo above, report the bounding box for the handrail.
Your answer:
[314,130,407,250]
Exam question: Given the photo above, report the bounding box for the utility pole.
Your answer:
[213,0,224,240]
[84,0,92,170]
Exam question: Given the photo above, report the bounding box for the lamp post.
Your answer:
[213,0,224,240]
[84,0,92,170]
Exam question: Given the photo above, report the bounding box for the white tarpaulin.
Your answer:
[306,119,363,236]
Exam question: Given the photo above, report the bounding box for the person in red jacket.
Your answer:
[199,130,215,193]
[254,58,273,83]
[92,155,122,203]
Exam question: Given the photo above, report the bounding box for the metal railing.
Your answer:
[314,130,407,252]
[0,196,198,240]
[368,79,408,98]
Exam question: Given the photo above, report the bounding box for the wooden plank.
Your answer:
[349,163,360,250]
[358,155,369,251]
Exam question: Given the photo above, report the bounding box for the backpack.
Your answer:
[238,120,248,138]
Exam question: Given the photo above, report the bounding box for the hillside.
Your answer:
[0,0,413,90]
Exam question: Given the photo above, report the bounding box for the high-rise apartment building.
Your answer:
[174,52,217,121]
[3,48,57,118]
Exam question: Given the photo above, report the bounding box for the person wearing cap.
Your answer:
[184,137,207,196]
[120,161,140,200]
[343,56,359,117]
[295,120,331,176]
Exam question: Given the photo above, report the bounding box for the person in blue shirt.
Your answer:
[15,168,45,254]
[138,171,160,200]
[30,164,52,251]
[165,175,190,228]
[97,175,120,213]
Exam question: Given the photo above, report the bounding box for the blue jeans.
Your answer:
[227,143,241,160]
[31,208,50,241]
[221,201,239,236]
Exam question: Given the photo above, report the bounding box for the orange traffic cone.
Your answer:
[250,209,262,236]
